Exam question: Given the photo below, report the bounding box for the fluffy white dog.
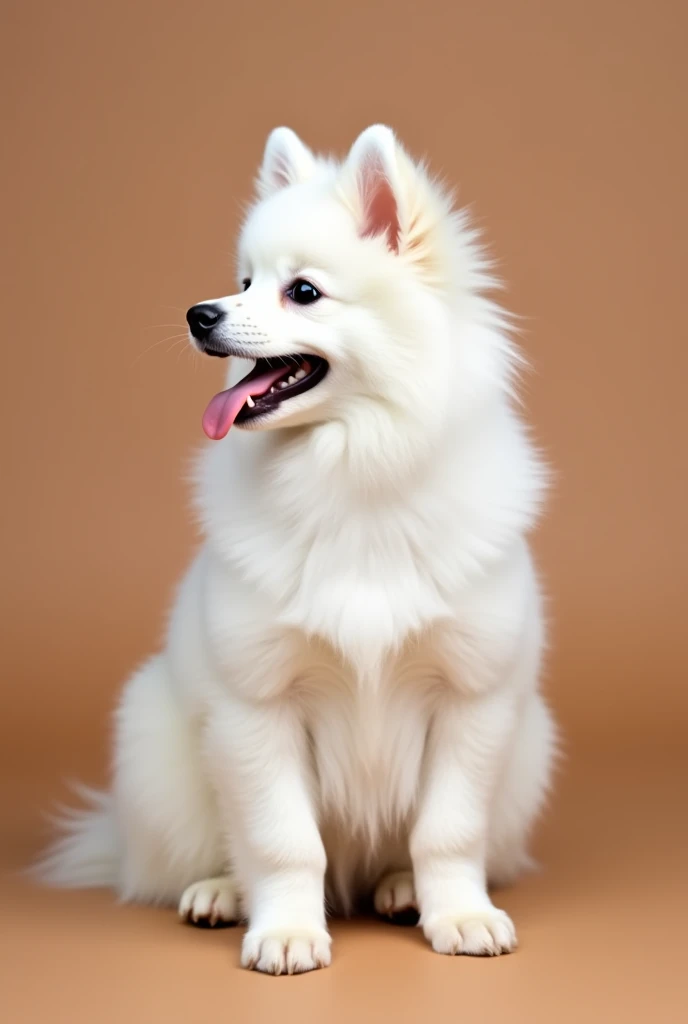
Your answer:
[37,125,556,974]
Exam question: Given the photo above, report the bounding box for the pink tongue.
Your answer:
[202,366,287,440]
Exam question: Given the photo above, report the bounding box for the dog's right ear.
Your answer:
[257,127,316,199]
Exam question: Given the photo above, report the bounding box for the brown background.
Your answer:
[1,1,687,1021]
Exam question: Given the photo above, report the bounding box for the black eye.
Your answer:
[242,278,251,291]
[287,279,321,305]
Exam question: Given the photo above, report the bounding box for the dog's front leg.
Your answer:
[207,695,330,974]
[411,690,518,956]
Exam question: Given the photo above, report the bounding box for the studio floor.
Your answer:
[2,747,686,1024]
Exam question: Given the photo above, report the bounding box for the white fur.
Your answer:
[35,126,556,974]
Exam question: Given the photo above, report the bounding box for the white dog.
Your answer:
[36,125,556,974]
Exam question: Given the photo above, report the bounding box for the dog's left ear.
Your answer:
[341,126,455,286]
[257,127,316,198]
[340,125,402,253]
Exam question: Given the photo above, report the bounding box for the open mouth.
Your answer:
[202,355,329,440]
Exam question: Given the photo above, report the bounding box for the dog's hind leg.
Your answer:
[112,655,230,909]
[486,691,556,889]
[37,655,235,918]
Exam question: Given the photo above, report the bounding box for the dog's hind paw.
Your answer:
[374,870,418,925]
[179,876,238,927]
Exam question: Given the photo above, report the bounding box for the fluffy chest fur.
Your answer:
[198,400,541,679]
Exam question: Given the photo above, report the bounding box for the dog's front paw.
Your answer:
[423,908,517,956]
[241,927,332,975]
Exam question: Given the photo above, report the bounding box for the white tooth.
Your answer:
[246,395,255,408]
[295,368,306,380]
[270,387,276,394]
[287,375,297,385]
[279,381,288,389]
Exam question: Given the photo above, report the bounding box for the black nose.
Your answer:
[186,303,224,340]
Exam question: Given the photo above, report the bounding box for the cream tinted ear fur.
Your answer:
[339,124,457,286]
[340,125,402,252]
[257,127,317,198]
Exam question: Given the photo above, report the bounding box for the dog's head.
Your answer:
[188,126,503,452]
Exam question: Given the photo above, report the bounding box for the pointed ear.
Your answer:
[257,127,316,198]
[340,125,402,253]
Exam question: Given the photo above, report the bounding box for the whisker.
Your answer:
[142,324,187,331]
[130,334,189,368]
[179,343,202,369]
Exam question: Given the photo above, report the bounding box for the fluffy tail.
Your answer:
[32,783,119,889]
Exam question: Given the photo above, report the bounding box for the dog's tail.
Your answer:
[32,783,118,888]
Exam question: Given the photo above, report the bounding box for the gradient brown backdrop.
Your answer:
[1,1,687,1021]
